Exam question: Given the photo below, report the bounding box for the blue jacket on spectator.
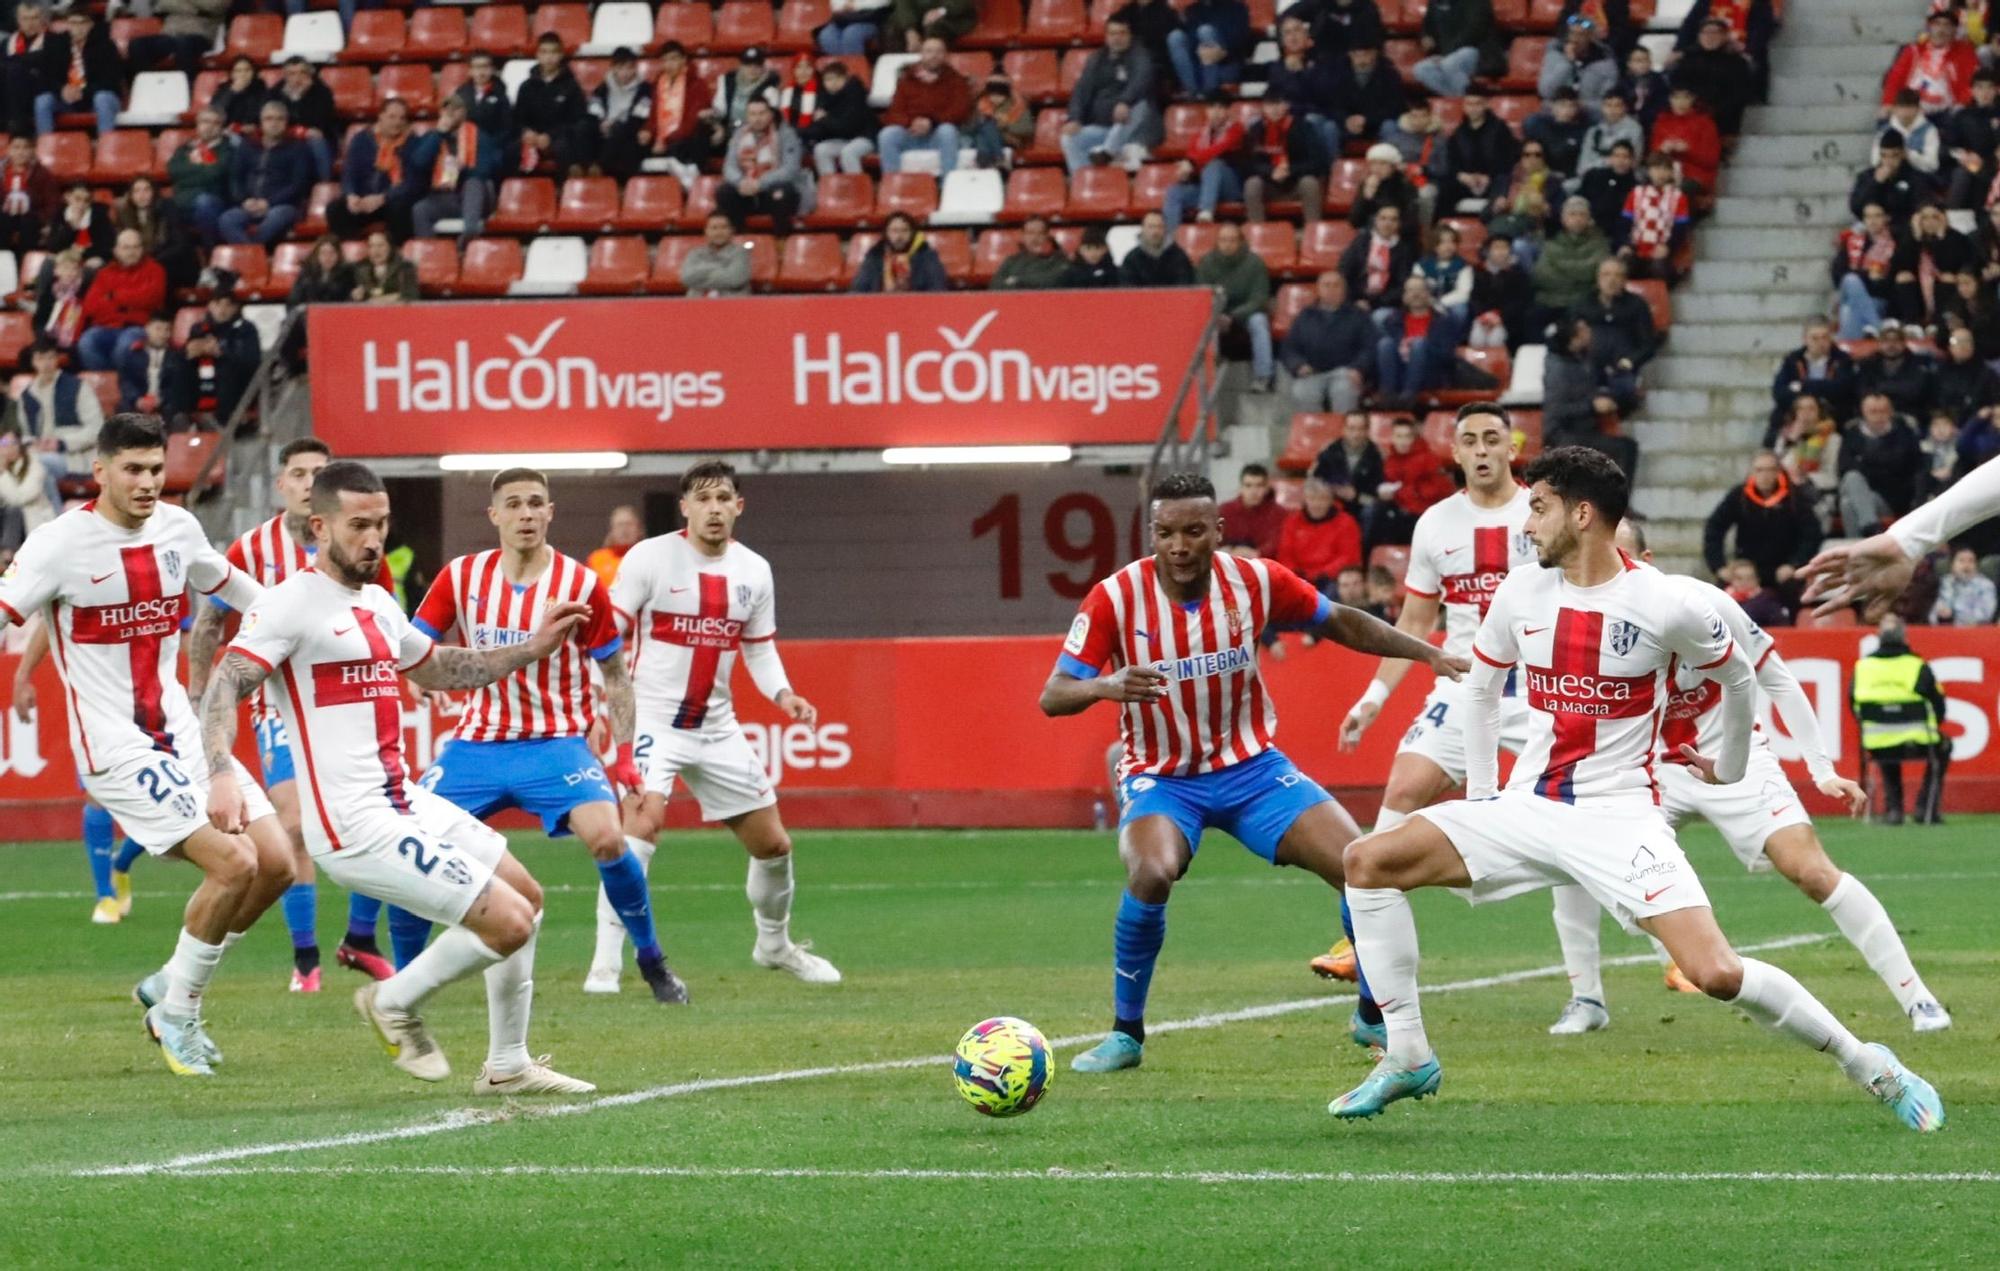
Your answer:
[1178,0,1252,61]
[228,135,313,208]
[407,122,504,193]
[341,129,426,203]
[1281,301,1376,379]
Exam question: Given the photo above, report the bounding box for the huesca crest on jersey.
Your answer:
[1608,619,1641,657]
[736,583,753,608]
[163,549,182,581]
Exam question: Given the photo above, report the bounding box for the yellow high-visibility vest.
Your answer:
[1853,652,1939,750]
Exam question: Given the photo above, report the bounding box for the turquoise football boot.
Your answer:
[1329,1054,1442,1118]
[1863,1043,1945,1133]
[1069,1032,1143,1073]
[144,1006,215,1077]
[1348,1009,1386,1051]
[132,970,166,1010]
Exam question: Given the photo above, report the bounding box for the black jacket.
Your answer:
[1703,480,1824,582]
[210,78,270,130]
[62,25,124,99]
[1243,115,1328,180]
[1577,165,1636,239]
[514,68,589,138]
[1470,261,1533,346]
[801,77,876,144]
[1933,356,2000,421]
[1770,345,1858,431]
[1421,0,1503,77]
[1063,255,1122,288]
[1281,301,1376,377]
[1849,162,1936,224]
[1328,59,1406,141]
[1522,109,1590,178]
[1302,0,1385,59]
[1265,55,1341,117]
[1838,416,1926,517]
[1670,43,1755,134]
[1856,350,1936,420]
[1108,0,1183,64]
[1951,100,2000,165]
[1437,113,1520,186]
[1337,232,1419,310]
[1119,241,1195,287]
[1573,289,1659,369]
[274,78,338,138]
[1346,168,1420,232]
[1310,439,1385,507]
[1618,68,1671,130]
[456,79,518,153]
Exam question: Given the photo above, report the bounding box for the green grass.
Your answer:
[0,818,1995,1267]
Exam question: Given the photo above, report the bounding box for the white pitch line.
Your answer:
[72,932,1829,1179]
[145,1164,2000,1185]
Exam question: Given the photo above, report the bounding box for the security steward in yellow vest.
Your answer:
[1850,616,1950,825]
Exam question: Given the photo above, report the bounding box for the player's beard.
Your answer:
[323,538,379,588]
[1534,522,1577,569]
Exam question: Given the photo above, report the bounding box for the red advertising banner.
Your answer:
[7,627,2000,835]
[306,291,1213,456]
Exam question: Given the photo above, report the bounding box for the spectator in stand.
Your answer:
[1242,96,1327,226]
[1371,413,1455,543]
[1340,203,1419,318]
[587,506,644,588]
[46,180,111,265]
[1940,266,2000,359]
[1063,227,1121,288]
[1470,233,1532,350]
[329,97,421,241]
[1539,15,1618,107]
[1721,558,1791,628]
[715,48,781,135]
[116,313,191,419]
[1169,0,1251,98]
[182,289,261,423]
[1416,223,1473,318]
[682,212,753,297]
[1949,68,2000,165]
[29,248,86,358]
[1543,316,1619,443]
[76,229,165,372]
[992,215,1070,290]
[1432,85,1519,217]
[885,0,975,51]
[1197,221,1275,390]
[1618,150,1691,281]
[1855,322,1936,419]
[1883,9,1978,118]
[1266,16,1342,158]
[1650,82,1721,193]
[638,43,723,185]
[851,211,947,292]
[456,52,520,164]
[1892,204,1975,331]
[1703,450,1823,589]
[275,57,338,181]
[348,230,417,304]
[1219,462,1287,558]
[803,60,879,177]
[287,235,351,307]
[16,339,103,464]
[1668,16,1754,136]
[1918,410,1965,504]
[1348,142,1421,235]
[0,133,57,255]
[1486,139,1554,259]
[1932,546,1997,625]
[515,34,593,177]
[1282,270,1375,413]
[1120,209,1196,286]
[967,74,1034,170]
[410,95,500,246]
[589,48,655,182]
[717,99,806,236]
[1877,88,1943,175]
[2,2,64,139]
[1112,0,1184,75]
[1573,255,1654,411]
[1834,201,1900,339]
[1335,564,1372,613]
[1524,87,1590,179]
[209,55,268,131]
[1838,391,1924,534]
[1934,327,2000,421]
[1062,18,1160,174]
[1771,319,1858,436]
[1673,0,1774,90]
[1618,44,1671,132]
[35,8,121,137]
[163,108,230,250]
[1161,92,1244,231]
[817,0,890,56]
[1412,0,1503,99]
[220,100,312,248]
[1330,43,1408,149]
[1942,142,1992,211]
[1311,411,1386,523]
[1306,0,1386,60]
[126,0,226,80]
[1375,273,1466,408]
[1773,394,1841,523]
[878,37,972,176]
[1278,477,1364,591]
[1379,99,1447,211]
[114,176,196,292]
[1578,91,1644,176]
[1577,138,1638,239]
[1528,195,1609,336]
[1849,132,1934,226]
[0,421,59,565]
[1365,564,1402,620]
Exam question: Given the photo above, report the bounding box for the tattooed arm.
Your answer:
[598,648,644,792]
[201,651,273,833]
[404,601,590,691]
[186,600,231,701]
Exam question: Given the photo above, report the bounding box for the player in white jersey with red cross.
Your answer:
[189,437,398,992]
[1314,403,1536,983]
[400,468,684,1004]
[1041,470,1466,1074]
[0,414,294,1078]
[203,461,594,1094]
[1329,446,1944,1131]
[1542,518,1952,1036]
[591,460,839,992]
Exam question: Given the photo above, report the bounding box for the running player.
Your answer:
[1329,447,1944,1131]
[1042,471,1467,1073]
[397,468,682,1004]
[202,461,593,1093]
[0,414,295,1077]
[1804,454,2000,614]
[1542,519,1951,1034]
[590,461,839,992]
[1318,403,1535,983]
[188,438,395,991]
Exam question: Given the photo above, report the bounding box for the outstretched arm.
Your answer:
[404,602,589,691]
[1312,602,1468,681]
[1339,592,1442,749]
[1759,649,1866,814]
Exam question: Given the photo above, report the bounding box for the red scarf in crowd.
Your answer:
[733,125,778,180]
[781,59,817,129]
[654,70,691,143]
[882,231,927,292]
[373,127,406,187]
[1366,232,1396,296]
[1707,0,1751,41]
[2,161,31,216]
[1259,114,1292,170]
[432,122,480,189]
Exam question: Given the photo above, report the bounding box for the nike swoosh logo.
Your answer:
[670,585,692,594]
[90,572,116,584]
[1523,626,1549,636]
[1643,885,1675,903]
[1114,968,1141,982]
[332,625,355,637]
[1899,977,1915,988]
[1374,998,1398,1011]
[1440,546,1465,555]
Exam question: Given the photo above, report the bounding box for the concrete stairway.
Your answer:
[1630,0,1905,572]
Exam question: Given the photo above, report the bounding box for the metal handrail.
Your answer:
[1143,287,1223,491]
[188,306,306,540]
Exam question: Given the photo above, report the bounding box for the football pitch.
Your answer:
[1,817,1995,1267]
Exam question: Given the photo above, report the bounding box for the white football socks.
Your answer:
[747,854,795,954]
[592,835,658,970]
[1821,873,1931,1010]
[485,912,540,1077]
[1550,884,1604,1003]
[162,927,224,1018]
[1730,957,1876,1084]
[377,924,504,1014]
[1347,885,1431,1066]
[1371,806,1409,833]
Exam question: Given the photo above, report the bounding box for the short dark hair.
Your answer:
[536,31,563,47]
[284,54,308,69]
[1455,400,1510,431]
[679,459,739,495]
[1609,140,1635,154]
[96,413,166,457]
[309,459,386,516]
[1336,565,1365,580]
[1239,462,1270,481]
[883,210,918,234]
[1621,516,1648,553]
[490,466,549,495]
[278,437,331,465]
[1523,445,1629,525]
[1148,471,1215,503]
[659,39,686,57]
[1879,131,1906,150]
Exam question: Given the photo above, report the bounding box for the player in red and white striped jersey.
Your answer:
[1041,470,1464,1074]
[591,460,840,991]
[0,414,295,1078]
[1331,446,1945,1131]
[188,438,399,992]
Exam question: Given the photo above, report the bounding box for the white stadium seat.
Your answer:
[277,12,345,63]
[118,72,191,127]
[512,236,588,295]
[932,170,1003,226]
[582,2,653,56]
[868,54,918,108]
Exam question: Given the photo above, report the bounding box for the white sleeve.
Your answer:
[741,640,791,702]
[1402,512,1441,599]
[1460,576,1518,799]
[1757,650,1836,785]
[607,541,652,640]
[1887,454,2000,558]
[227,589,301,672]
[0,524,62,624]
[743,564,777,641]
[1667,590,1754,785]
[189,532,262,612]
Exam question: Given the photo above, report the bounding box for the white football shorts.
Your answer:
[1395,676,1533,783]
[315,783,508,927]
[1657,748,1811,873]
[637,721,777,822]
[85,749,275,855]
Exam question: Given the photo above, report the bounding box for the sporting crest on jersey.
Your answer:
[1608,619,1642,656]
[1224,605,1245,637]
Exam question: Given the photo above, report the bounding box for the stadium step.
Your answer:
[1694,228,1843,262]
[1687,256,1830,293]
[1707,194,1852,230]
[1767,44,1904,77]
[1764,75,1882,109]
[1633,451,1766,487]
[1742,103,1879,135]
[1643,388,1776,420]
[1721,164,1855,197]
[1779,12,1917,44]
[1630,418,1767,451]
[1664,322,1804,359]
[1672,291,1830,324]
[1646,356,1773,390]
[1728,134,1871,171]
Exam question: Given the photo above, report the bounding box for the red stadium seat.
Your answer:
[486,178,557,233]
[345,10,407,62]
[1058,47,1092,96]
[1629,279,1671,331]
[1085,0,1120,37]
[1066,166,1130,219]
[110,16,162,58]
[777,233,844,291]
[91,131,156,183]
[1324,158,1364,215]
[553,176,620,232]
[1382,38,1423,82]
[1001,167,1065,221]
[268,241,312,296]
[0,311,33,367]
[37,133,91,182]
[1528,0,1567,29]
[1440,216,1487,259]
[774,0,831,52]
[407,7,468,60]
[963,0,1025,49]
[1489,95,1535,131]
[1003,50,1059,103]
[1512,407,1544,457]
[224,14,284,64]
[298,181,341,237]
[928,229,972,284]
[1022,107,1065,164]
[654,3,715,53]
[163,429,224,496]
[742,233,779,289]
[579,235,649,294]
[375,64,438,115]
[1271,282,1313,338]
[1024,0,1086,45]
[806,172,874,228]
[470,5,532,57]
[1160,103,1204,158]
[1131,163,1178,212]
[1420,410,1458,456]
[1492,0,1530,29]
[172,305,205,347]
[401,237,461,295]
[1299,220,1355,273]
[1174,222,1218,261]
[1245,221,1298,277]
[679,175,721,228]
[1500,37,1546,92]
[842,231,880,285]
[713,1,776,53]
[970,228,1019,284]
[532,4,592,52]
[455,239,524,296]
[876,172,940,220]
[647,236,697,293]
[1270,477,1304,509]
[151,129,187,178]
[321,65,376,118]
[209,244,270,297]
[949,52,995,82]
[611,175,681,230]
[1368,544,1412,585]
[1278,412,1340,475]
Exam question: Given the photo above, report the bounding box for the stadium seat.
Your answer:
[1270,477,1304,509]
[242,303,287,353]
[298,181,340,237]
[1500,37,1545,92]
[929,229,972,284]
[615,175,683,230]
[949,52,996,83]
[1490,95,1535,130]
[1049,224,1084,255]
[774,0,831,51]
[1512,407,1544,456]
[401,238,461,295]
[581,1,654,55]
[1131,164,1178,212]
[1022,107,1066,164]
[0,311,33,367]
[1058,47,1092,96]
[518,236,588,293]
[224,15,284,64]
[1420,410,1457,456]
[1085,0,1121,38]
[1441,216,1487,259]
[578,235,649,295]
[1299,220,1355,273]
[345,10,407,62]
[963,0,1026,49]
[1174,222,1219,261]
[553,176,620,232]
[376,64,438,115]
[841,231,880,286]
[1382,38,1423,82]
[777,233,844,291]
[321,65,375,118]
[877,172,941,220]
[713,1,776,53]
[867,53,918,108]
[805,172,874,229]
[532,4,592,52]
[970,228,1019,284]
[36,133,90,182]
[110,16,162,58]
[1066,166,1130,219]
[1001,167,1065,222]
[455,239,525,297]
[163,429,224,496]
[653,3,715,53]
[266,241,309,297]
[679,175,721,228]
[1003,50,1059,103]
[934,169,1003,226]
[1025,0,1087,45]
[407,8,468,60]
[1432,347,1512,406]
[0,253,16,301]
[649,236,700,293]
[470,5,533,57]
[91,131,156,184]
[742,233,779,289]
[1272,282,1313,338]
[1278,412,1341,475]
[1324,159,1364,215]
[1629,279,1671,332]
[1245,221,1298,277]
[279,12,346,62]
[172,305,205,347]
[1368,544,1412,585]
[209,244,271,298]
[487,178,558,233]
[1159,103,1204,159]
[118,72,189,128]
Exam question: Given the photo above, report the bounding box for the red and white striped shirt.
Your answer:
[222,514,394,726]
[1057,554,1330,780]
[413,549,621,742]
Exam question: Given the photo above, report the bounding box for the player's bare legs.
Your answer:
[230,815,297,935]
[729,804,841,984]
[1072,815,1192,1073]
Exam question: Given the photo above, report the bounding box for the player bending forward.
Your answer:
[1541,519,1951,1035]
[1329,447,1943,1131]
[0,415,295,1077]
[590,461,839,993]
[1318,403,1537,985]
[1042,471,1467,1073]
[393,468,681,1004]
[202,462,593,1094]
